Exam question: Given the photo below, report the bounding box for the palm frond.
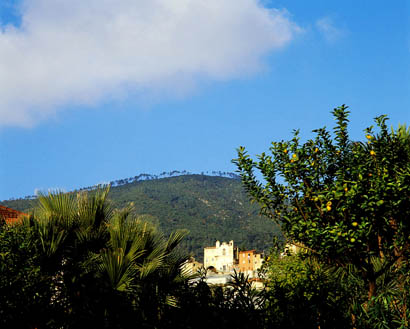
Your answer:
[37,190,77,229]
[98,247,145,292]
[165,229,188,253]
[36,219,67,258]
[77,186,113,229]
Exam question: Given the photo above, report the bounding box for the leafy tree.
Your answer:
[263,253,352,329]
[1,187,190,328]
[234,105,410,324]
[0,219,56,328]
[2,186,275,328]
[168,268,269,329]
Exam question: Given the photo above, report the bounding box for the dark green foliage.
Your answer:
[167,269,268,329]
[0,188,274,329]
[0,219,57,328]
[2,107,409,328]
[234,106,410,291]
[234,106,410,328]
[1,175,280,259]
[108,175,279,259]
[0,189,191,328]
[264,254,353,329]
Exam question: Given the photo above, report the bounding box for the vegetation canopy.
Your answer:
[0,187,191,328]
[1,175,279,260]
[234,105,410,320]
[1,105,409,328]
[0,186,271,329]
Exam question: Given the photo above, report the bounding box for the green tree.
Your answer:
[1,187,190,328]
[0,218,55,328]
[263,254,353,329]
[234,106,410,324]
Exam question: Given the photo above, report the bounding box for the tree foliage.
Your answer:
[0,187,191,328]
[1,186,272,328]
[2,175,279,259]
[263,253,352,329]
[234,105,410,327]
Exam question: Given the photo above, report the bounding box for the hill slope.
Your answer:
[1,175,280,259]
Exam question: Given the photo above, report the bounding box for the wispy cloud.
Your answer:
[0,0,300,127]
[316,16,346,43]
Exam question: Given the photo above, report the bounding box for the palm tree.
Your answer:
[25,186,190,328]
[96,206,189,327]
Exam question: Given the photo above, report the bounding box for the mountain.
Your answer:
[1,174,280,260]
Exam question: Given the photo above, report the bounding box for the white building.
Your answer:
[204,274,233,285]
[204,240,236,273]
[181,257,203,275]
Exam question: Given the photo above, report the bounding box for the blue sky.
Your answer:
[0,0,409,200]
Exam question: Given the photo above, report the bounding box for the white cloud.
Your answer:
[316,16,346,43]
[0,0,300,127]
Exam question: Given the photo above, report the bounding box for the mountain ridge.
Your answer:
[1,173,279,259]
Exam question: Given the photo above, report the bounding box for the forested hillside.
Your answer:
[1,174,280,259]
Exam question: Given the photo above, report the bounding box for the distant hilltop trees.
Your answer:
[79,170,240,191]
[1,171,240,202]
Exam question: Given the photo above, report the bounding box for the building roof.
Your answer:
[0,205,28,225]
